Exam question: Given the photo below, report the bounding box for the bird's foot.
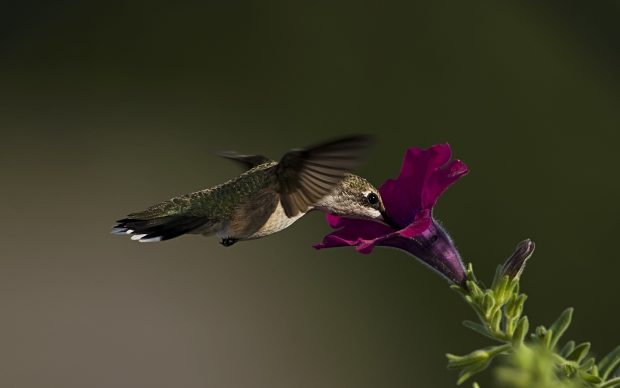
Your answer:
[220,237,238,247]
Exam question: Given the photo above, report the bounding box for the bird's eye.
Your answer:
[366,192,379,205]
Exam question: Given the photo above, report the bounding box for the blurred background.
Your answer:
[1,1,618,387]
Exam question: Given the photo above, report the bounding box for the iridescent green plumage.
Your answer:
[129,161,278,220]
[112,135,385,245]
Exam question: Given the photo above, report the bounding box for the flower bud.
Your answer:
[501,239,535,280]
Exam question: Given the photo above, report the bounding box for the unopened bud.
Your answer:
[501,239,535,280]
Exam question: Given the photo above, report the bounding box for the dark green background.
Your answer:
[1,1,618,387]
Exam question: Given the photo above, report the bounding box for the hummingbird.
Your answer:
[112,135,386,246]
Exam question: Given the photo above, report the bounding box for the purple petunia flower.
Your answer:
[314,144,469,286]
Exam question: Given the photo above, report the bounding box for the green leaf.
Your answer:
[580,356,595,371]
[567,342,591,363]
[456,346,508,387]
[448,344,510,372]
[462,321,495,340]
[451,284,468,296]
[548,308,573,350]
[447,350,489,369]
[599,345,620,380]
[542,328,554,349]
[600,377,620,388]
[457,361,489,385]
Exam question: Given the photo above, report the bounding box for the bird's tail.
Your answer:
[111,214,213,242]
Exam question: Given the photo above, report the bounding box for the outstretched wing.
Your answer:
[218,151,272,171]
[276,135,372,217]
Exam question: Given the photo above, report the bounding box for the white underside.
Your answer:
[246,202,305,239]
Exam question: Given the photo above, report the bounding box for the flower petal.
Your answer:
[379,219,466,286]
[313,214,394,252]
[379,144,465,228]
[395,209,432,238]
[422,159,469,209]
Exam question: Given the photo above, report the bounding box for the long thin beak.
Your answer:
[380,210,401,229]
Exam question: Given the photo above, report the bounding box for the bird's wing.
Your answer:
[218,151,273,170]
[276,135,372,217]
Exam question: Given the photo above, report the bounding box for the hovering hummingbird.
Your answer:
[112,135,386,246]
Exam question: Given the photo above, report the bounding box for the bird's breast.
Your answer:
[248,201,305,238]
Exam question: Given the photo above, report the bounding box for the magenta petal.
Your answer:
[379,220,466,286]
[396,210,432,238]
[422,159,469,209]
[326,213,344,228]
[379,144,466,228]
[314,214,394,251]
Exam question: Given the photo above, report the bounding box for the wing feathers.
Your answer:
[276,135,372,217]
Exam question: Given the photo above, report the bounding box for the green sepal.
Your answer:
[577,370,602,384]
[542,328,554,349]
[467,280,483,299]
[490,264,504,290]
[560,341,576,357]
[493,275,510,304]
[482,291,495,319]
[599,345,620,380]
[535,325,547,337]
[505,294,527,326]
[504,294,517,316]
[562,363,578,378]
[515,294,527,317]
[510,280,519,297]
[465,262,478,283]
[505,278,519,299]
[531,325,547,342]
[490,309,502,333]
[512,316,529,347]
[548,307,573,350]
[590,364,599,377]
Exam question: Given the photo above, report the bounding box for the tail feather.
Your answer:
[112,215,211,242]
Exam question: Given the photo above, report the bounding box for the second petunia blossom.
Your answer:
[314,144,469,286]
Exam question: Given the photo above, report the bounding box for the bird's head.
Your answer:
[313,174,386,222]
